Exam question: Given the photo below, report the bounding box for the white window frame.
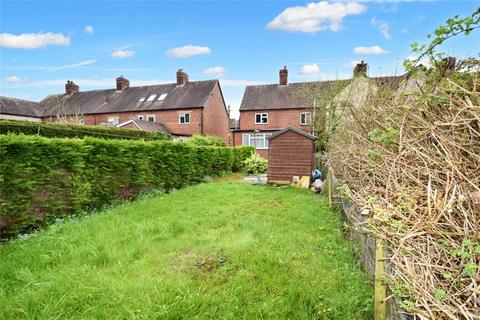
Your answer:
[242,133,272,150]
[107,117,119,125]
[179,112,191,124]
[300,112,311,125]
[137,115,144,121]
[255,113,268,124]
[147,115,155,122]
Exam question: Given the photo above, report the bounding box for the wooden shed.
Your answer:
[267,127,317,184]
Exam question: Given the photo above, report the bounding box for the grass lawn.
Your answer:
[0,176,372,319]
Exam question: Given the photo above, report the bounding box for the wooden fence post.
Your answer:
[374,238,387,320]
[327,169,333,208]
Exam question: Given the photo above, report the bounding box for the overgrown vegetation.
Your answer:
[0,181,373,319]
[0,134,253,239]
[0,119,170,140]
[324,9,480,320]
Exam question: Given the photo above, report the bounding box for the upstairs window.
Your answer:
[179,112,190,124]
[138,115,144,121]
[158,93,168,101]
[300,112,311,125]
[147,115,155,122]
[138,97,146,102]
[107,117,119,125]
[255,113,268,124]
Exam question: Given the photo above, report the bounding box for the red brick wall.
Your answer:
[267,130,315,184]
[239,108,311,132]
[203,82,229,142]
[45,109,204,135]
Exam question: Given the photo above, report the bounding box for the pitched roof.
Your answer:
[239,76,405,111]
[268,127,318,141]
[117,119,170,132]
[40,80,218,117]
[0,96,42,117]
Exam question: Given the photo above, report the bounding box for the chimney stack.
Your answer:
[176,69,189,86]
[116,76,130,91]
[279,66,288,85]
[65,81,79,95]
[353,61,368,77]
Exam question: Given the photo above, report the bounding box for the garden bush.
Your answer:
[0,119,170,140]
[243,153,268,175]
[0,134,254,239]
[185,135,225,146]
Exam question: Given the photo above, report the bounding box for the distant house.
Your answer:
[116,118,191,140]
[0,96,42,122]
[1,69,230,142]
[233,62,404,157]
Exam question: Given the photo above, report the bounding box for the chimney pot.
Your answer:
[353,61,368,77]
[116,76,130,91]
[65,81,79,95]
[176,69,189,86]
[279,66,288,85]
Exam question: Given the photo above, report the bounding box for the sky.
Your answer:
[1,0,479,118]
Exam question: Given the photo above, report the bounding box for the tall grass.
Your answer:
[0,180,372,319]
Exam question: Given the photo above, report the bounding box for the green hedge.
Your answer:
[0,134,254,239]
[0,119,170,140]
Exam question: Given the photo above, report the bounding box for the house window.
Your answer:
[300,112,311,125]
[78,118,85,125]
[158,93,168,101]
[107,117,119,125]
[138,97,146,102]
[242,133,272,149]
[179,112,190,124]
[147,115,155,122]
[147,94,157,102]
[138,115,144,121]
[255,113,268,124]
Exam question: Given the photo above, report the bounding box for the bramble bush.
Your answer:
[0,134,254,239]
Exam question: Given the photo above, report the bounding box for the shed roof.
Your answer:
[117,119,170,132]
[0,96,42,117]
[268,127,317,141]
[40,80,218,116]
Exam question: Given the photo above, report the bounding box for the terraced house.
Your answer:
[233,62,404,157]
[0,69,230,142]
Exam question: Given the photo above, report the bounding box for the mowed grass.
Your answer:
[0,178,372,319]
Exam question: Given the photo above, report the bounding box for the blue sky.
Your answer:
[1,0,479,118]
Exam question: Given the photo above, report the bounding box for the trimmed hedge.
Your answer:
[0,134,254,239]
[0,119,170,140]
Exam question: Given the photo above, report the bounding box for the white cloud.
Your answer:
[166,45,211,58]
[111,49,135,58]
[299,63,320,75]
[203,66,226,78]
[49,59,96,72]
[266,1,367,33]
[0,32,70,49]
[5,75,26,83]
[371,17,390,39]
[353,45,389,55]
[84,25,94,34]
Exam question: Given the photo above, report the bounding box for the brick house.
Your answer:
[233,63,404,157]
[5,69,230,142]
[232,66,314,158]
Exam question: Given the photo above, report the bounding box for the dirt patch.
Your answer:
[195,251,227,272]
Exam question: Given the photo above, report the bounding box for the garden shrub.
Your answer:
[185,135,225,146]
[0,134,254,239]
[0,119,170,140]
[243,153,268,175]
